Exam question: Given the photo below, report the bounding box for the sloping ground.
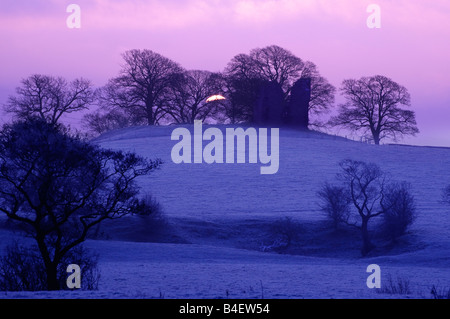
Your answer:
[1,124,449,299]
[95,124,450,243]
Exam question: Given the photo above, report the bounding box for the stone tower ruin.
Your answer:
[288,78,311,129]
[253,78,311,129]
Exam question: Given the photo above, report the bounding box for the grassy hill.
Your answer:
[95,125,450,247]
[1,124,449,298]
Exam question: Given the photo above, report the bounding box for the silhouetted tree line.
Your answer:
[5,45,419,144]
[318,160,417,256]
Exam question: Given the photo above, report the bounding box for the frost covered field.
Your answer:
[1,125,449,299]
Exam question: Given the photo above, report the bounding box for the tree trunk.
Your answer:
[146,108,154,125]
[372,131,381,145]
[36,235,60,290]
[361,218,374,256]
[145,100,154,125]
[46,263,60,291]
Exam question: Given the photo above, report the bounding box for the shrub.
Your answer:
[135,193,168,231]
[431,285,450,299]
[83,108,145,137]
[135,193,164,218]
[379,274,411,295]
[0,241,100,291]
[381,182,416,241]
[261,217,300,252]
[0,242,46,291]
[317,183,351,230]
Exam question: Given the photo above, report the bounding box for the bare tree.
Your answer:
[330,75,419,144]
[224,45,335,124]
[225,53,261,83]
[338,159,386,255]
[221,71,264,124]
[249,45,305,93]
[99,49,184,125]
[300,61,336,125]
[0,119,161,290]
[5,74,94,125]
[165,70,224,123]
[320,160,417,255]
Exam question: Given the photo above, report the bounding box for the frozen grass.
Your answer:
[0,124,449,298]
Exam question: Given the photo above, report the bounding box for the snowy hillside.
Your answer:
[1,124,449,299]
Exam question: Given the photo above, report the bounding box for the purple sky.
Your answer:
[0,0,449,146]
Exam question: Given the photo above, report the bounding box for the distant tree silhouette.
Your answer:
[330,75,419,145]
[82,107,145,137]
[165,70,224,124]
[221,72,264,124]
[338,159,386,256]
[300,61,336,123]
[329,159,416,255]
[224,45,335,125]
[5,74,94,125]
[99,49,184,125]
[245,45,304,94]
[0,119,161,290]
